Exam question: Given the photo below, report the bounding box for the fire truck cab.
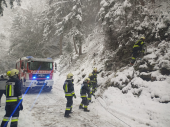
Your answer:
[16,56,57,92]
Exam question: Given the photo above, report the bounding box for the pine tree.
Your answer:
[0,0,21,16]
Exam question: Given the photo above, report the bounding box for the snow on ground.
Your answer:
[0,31,170,127]
[1,72,124,127]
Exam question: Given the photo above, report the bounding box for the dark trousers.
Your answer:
[1,103,20,127]
[0,90,6,107]
[131,47,141,64]
[87,94,91,101]
[92,82,97,93]
[80,97,89,109]
[65,96,73,116]
[132,48,140,58]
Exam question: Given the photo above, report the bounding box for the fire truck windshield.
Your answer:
[29,61,53,70]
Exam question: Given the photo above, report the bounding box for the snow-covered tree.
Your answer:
[55,0,84,56]
[9,6,45,58]
[0,0,21,16]
[98,0,170,51]
[64,41,73,65]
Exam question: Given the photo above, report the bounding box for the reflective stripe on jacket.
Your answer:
[133,40,145,49]
[80,82,90,98]
[6,77,22,103]
[63,79,75,97]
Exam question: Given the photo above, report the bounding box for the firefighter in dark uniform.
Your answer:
[0,71,10,107]
[131,37,146,65]
[87,73,95,103]
[79,78,90,112]
[63,73,76,118]
[91,68,101,94]
[1,69,23,127]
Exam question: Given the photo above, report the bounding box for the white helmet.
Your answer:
[10,69,19,77]
[67,73,73,79]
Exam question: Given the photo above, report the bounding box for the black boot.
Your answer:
[84,108,90,112]
[64,110,71,118]
[64,114,71,118]
[79,105,84,109]
[130,59,135,65]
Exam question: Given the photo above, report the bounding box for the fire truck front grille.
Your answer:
[32,74,50,78]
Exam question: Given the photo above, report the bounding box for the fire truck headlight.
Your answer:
[33,76,36,79]
[46,76,50,79]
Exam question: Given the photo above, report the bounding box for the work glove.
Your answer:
[19,103,23,111]
[74,95,76,98]
[93,94,97,99]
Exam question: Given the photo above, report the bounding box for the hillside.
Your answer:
[56,27,170,127]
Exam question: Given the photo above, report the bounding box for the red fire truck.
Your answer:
[16,56,57,92]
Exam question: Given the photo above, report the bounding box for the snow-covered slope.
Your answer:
[0,27,170,127]
[54,29,170,127]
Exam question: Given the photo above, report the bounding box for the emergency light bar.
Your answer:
[33,76,36,79]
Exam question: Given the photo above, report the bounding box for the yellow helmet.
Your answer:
[6,71,11,76]
[84,78,90,82]
[67,73,73,79]
[88,73,93,77]
[140,37,145,40]
[93,68,97,71]
[10,69,19,77]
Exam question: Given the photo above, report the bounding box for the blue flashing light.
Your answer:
[46,76,50,79]
[33,76,36,79]
[26,56,33,59]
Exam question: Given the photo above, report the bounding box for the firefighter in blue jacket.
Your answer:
[130,37,146,65]
[1,69,23,127]
[87,73,95,102]
[79,78,90,112]
[63,73,76,118]
[91,68,101,93]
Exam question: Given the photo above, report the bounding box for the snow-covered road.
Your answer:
[1,71,170,127]
[0,74,125,127]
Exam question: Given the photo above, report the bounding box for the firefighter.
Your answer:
[87,73,95,103]
[63,73,76,118]
[130,37,146,65]
[91,68,101,94]
[79,78,90,112]
[1,69,23,127]
[0,72,9,107]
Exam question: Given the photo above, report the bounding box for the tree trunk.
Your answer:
[97,0,101,11]
[125,8,127,26]
[73,36,78,54]
[78,45,82,56]
[150,0,155,4]
[59,33,63,55]
[139,0,145,6]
